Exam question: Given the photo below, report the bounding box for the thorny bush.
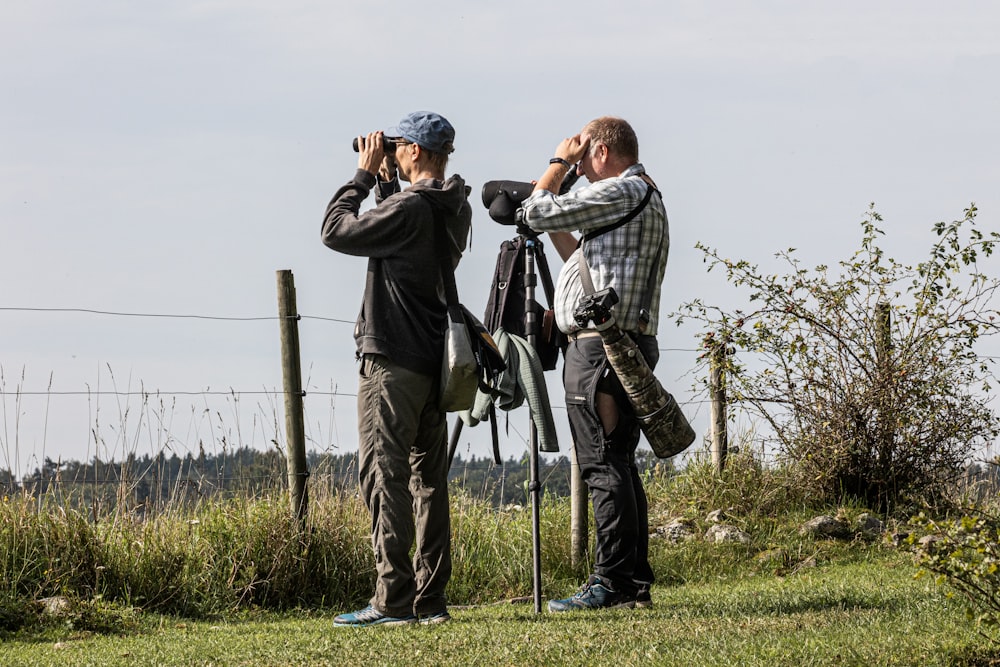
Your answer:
[677,204,1000,511]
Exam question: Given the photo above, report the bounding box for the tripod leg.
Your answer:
[447,417,463,468]
[524,238,544,614]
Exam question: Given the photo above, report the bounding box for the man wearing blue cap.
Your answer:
[322,111,472,627]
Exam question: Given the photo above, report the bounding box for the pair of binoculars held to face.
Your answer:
[352,137,401,153]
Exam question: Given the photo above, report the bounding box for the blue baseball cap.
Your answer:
[385,111,455,154]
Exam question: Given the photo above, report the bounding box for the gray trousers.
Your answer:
[357,353,451,617]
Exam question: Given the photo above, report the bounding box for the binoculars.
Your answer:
[352,137,400,153]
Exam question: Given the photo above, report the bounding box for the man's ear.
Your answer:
[593,142,608,163]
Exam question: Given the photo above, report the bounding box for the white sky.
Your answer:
[3,1,999,477]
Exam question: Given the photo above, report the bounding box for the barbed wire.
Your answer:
[1,305,701,350]
[0,306,286,321]
[15,303,997,404]
[300,314,358,324]
[1,390,282,397]
[0,388,715,408]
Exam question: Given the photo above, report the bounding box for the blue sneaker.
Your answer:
[333,605,416,627]
[548,576,635,612]
[418,610,451,625]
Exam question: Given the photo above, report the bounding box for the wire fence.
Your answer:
[9,297,997,510]
[0,302,708,505]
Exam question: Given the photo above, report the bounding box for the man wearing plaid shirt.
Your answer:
[520,116,668,612]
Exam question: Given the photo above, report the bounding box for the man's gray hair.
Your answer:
[586,117,639,162]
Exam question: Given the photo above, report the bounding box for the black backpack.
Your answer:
[482,235,565,371]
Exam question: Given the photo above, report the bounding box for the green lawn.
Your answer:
[4,555,996,667]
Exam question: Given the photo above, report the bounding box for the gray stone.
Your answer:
[706,509,728,524]
[654,518,698,543]
[39,596,70,617]
[705,524,751,544]
[800,515,852,540]
[918,534,941,548]
[856,513,885,537]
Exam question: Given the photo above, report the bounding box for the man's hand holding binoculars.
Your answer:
[354,131,397,181]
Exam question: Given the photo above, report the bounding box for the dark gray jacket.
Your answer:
[322,169,472,375]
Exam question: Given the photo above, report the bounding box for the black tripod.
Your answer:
[447,168,577,613]
[514,225,556,614]
[516,168,577,613]
[444,225,558,612]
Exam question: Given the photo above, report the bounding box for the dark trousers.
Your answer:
[357,353,451,617]
[563,334,658,596]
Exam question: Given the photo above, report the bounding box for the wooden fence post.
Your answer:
[875,301,892,365]
[875,301,894,459]
[710,340,728,472]
[277,270,308,522]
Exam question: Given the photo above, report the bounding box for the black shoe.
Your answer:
[418,610,451,625]
[548,576,635,612]
[634,589,653,609]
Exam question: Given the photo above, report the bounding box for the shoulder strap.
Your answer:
[426,197,460,308]
[577,180,657,295]
[582,183,655,243]
[578,249,598,296]
[577,179,665,331]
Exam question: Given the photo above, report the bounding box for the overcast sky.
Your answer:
[2,1,999,477]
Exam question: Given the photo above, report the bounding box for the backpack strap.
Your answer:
[434,230,460,307]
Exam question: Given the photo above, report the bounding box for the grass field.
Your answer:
[4,452,1000,666]
[3,553,997,667]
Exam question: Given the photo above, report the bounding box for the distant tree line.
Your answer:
[1,446,668,511]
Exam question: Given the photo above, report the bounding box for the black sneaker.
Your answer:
[634,590,653,609]
[548,576,635,612]
[418,610,451,625]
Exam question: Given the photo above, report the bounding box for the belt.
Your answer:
[569,330,603,341]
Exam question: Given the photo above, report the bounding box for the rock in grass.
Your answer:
[856,512,885,539]
[39,596,71,617]
[800,515,852,540]
[705,524,751,544]
[654,518,698,543]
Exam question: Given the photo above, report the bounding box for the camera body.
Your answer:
[573,287,619,330]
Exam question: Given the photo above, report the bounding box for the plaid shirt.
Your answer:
[520,163,668,335]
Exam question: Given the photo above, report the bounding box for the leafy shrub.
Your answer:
[678,205,1000,511]
[0,595,37,635]
[908,509,1000,626]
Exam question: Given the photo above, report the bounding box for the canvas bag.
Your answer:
[434,214,503,413]
[440,302,503,412]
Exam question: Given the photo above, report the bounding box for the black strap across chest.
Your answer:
[582,183,655,243]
